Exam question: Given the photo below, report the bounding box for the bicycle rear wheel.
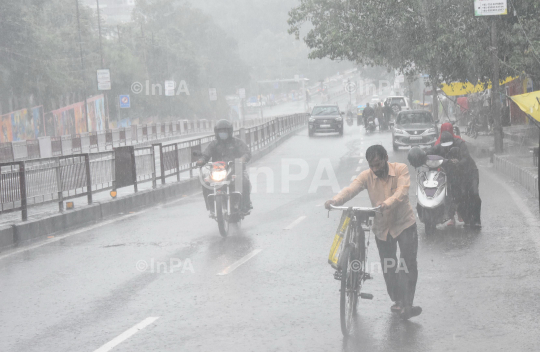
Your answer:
[340,246,357,336]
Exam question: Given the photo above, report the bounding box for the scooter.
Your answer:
[366,116,377,133]
[198,160,249,237]
[413,154,454,235]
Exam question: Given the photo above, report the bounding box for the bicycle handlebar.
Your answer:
[329,205,382,212]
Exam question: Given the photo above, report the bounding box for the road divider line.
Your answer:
[358,159,364,164]
[217,249,262,275]
[284,215,307,230]
[356,167,361,172]
[350,175,356,181]
[93,317,160,352]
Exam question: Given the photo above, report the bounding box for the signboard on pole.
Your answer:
[238,88,246,99]
[119,95,130,108]
[165,81,175,96]
[97,69,111,91]
[474,0,507,16]
[209,88,217,101]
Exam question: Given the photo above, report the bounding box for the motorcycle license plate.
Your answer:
[319,124,331,128]
[410,136,422,140]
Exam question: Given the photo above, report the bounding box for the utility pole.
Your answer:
[491,17,503,153]
[75,0,89,133]
[96,0,104,67]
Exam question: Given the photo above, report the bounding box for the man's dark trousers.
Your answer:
[375,223,418,307]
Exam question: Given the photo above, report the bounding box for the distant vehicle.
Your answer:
[391,110,439,151]
[370,95,381,105]
[384,96,412,115]
[308,105,344,137]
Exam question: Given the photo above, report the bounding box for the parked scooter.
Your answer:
[198,160,249,237]
[466,114,491,139]
[408,147,456,235]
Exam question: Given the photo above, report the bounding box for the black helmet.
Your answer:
[440,131,454,147]
[214,119,233,141]
[408,147,427,168]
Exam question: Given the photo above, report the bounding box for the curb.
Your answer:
[0,126,306,251]
[493,154,539,199]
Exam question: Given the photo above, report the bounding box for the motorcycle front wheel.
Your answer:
[215,196,229,237]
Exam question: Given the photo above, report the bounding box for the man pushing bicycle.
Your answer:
[325,145,422,320]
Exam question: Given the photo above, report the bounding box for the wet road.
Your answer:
[1,119,540,352]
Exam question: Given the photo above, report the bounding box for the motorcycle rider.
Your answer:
[363,103,375,128]
[196,119,253,213]
[426,131,481,227]
[325,145,422,320]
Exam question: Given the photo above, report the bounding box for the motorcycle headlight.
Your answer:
[394,128,407,135]
[211,170,227,182]
[423,128,436,135]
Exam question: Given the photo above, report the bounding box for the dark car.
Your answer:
[391,110,439,151]
[308,105,344,137]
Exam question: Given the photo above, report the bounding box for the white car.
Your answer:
[384,96,411,115]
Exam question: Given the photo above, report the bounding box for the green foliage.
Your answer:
[0,0,251,120]
[288,0,540,86]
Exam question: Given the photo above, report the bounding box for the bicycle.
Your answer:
[328,205,380,336]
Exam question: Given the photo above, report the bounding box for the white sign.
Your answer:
[98,82,111,90]
[209,88,217,101]
[97,69,111,91]
[474,0,507,16]
[238,88,246,99]
[396,74,405,83]
[165,81,175,96]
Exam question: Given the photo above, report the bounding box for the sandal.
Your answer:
[391,301,402,313]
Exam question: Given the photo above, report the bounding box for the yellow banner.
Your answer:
[509,90,540,123]
[441,77,518,96]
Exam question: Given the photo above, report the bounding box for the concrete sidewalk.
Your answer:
[461,128,538,199]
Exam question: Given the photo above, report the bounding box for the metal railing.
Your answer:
[0,118,277,164]
[0,114,308,221]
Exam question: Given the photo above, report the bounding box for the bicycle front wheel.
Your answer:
[340,246,357,336]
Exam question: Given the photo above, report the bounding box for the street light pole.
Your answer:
[75,0,89,133]
[96,0,104,68]
[491,16,503,153]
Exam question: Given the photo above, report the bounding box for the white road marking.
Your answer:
[356,167,361,172]
[217,249,262,275]
[0,193,197,261]
[93,317,160,352]
[350,175,356,181]
[358,159,364,164]
[284,215,307,230]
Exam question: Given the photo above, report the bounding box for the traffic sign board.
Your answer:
[97,69,111,91]
[119,95,130,108]
[238,88,246,99]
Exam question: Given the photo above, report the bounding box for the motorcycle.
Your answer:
[413,154,454,235]
[198,160,249,237]
[346,111,354,126]
[366,116,377,133]
[466,114,492,139]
